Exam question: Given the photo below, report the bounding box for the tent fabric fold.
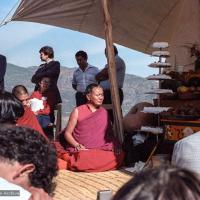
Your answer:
[11,0,200,71]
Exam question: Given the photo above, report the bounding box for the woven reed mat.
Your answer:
[54,170,132,200]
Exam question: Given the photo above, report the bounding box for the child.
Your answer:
[30,77,52,129]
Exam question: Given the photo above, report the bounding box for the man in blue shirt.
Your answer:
[72,50,99,106]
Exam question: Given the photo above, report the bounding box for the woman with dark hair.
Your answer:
[113,165,200,200]
[55,83,124,172]
[0,91,24,124]
[31,46,62,115]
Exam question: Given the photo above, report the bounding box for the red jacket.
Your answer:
[30,91,51,115]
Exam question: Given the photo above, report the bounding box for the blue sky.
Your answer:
[0,0,157,77]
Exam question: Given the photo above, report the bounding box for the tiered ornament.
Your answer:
[141,42,173,135]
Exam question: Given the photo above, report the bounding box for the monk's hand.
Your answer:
[28,187,52,200]
[75,143,86,151]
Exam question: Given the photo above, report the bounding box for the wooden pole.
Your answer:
[101,0,124,143]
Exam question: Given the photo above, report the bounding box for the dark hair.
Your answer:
[85,83,102,95]
[75,50,88,60]
[113,165,200,200]
[113,45,118,55]
[39,46,54,59]
[0,126,58,195]
[12,85,28,99]
[0,91,24,124]
[105,45,118,56]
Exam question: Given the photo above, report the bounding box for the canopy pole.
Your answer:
[101,0,124,143]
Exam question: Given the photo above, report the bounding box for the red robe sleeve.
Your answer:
[17,106,48,141]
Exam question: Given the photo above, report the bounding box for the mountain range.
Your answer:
[5,63,157,117]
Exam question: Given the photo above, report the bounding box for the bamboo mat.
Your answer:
[54,170,132,200]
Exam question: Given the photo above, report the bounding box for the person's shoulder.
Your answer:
[116,55,125,65]
[176,132,200,146]
[88,64,99,73]
[99,106,108,113]
[69,106,79,118]
[54,60,60,64]
[88,64,98,70]
[0,54,6,60]
[116,55,123,60]
[38,63,45,68]
[76,104,87,111]
[30,90,41,98]
[73,67,80,74]
[30,90,37,96]
[0,178,31,199]
[50,60,60,66]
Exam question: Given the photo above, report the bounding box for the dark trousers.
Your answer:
[37,114,53,140]
[37,115,51,128]
[103,88,124,122]
[75,92,87,107]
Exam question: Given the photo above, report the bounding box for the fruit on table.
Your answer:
[177,86,189,93]
[162,103,200,117]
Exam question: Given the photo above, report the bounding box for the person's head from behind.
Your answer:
[0,126,58,195]
[0,91,24,124]
[105,45,118,57]
[113,165,200,200]
[12,85,29,107]
[75,50,88,69]
[39,77,51,93]
[39,46,54,61]
[85,84,104,107]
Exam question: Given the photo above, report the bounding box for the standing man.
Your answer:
[72,50,99,106]
[0,54,7,92]
[31,46,61,122]
[96,45,126,121]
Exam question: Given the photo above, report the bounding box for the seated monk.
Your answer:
[54,83,124,172]
[12,85,47,140]
[0,91,66,170]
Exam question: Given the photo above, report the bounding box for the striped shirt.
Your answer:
[72,64,99,92]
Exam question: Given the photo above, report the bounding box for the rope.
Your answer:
[0,0,21,28]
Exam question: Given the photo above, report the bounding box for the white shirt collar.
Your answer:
[46,58,54,63]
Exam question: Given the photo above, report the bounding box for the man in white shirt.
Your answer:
[172,131,200,174]
[72,50,99,106]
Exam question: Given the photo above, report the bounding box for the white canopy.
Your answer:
[10,0,200,142]
[11,0,200,71]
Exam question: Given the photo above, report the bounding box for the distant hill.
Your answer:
[5,63,157,116]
